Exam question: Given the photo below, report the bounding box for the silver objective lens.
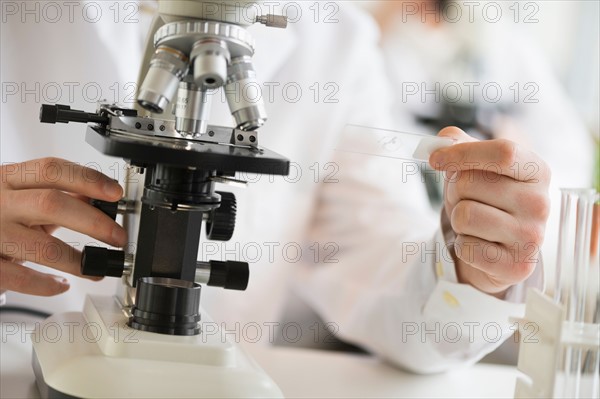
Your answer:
[175,81,212,137]
[137,47,189,114]
[225,56,267,131]
[191,40,231,90]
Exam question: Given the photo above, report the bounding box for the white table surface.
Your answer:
[245,344,519,398]
[1,319,519,398]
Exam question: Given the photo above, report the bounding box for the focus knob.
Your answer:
[207,260,249,291]
[39,104,70,124]
[39,104,109,125]
[90,199,119,220]
[206,191,236,241]
[81,246,125,277]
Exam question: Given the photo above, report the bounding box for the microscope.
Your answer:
[32,1,289,397]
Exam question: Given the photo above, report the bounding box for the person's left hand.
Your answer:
[0,158,126,296]
[429,127,551,297]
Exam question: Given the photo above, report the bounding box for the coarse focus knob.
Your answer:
[39,104,70,124]
[206,191,236,241]
[90,199,119,220]
[207,260,250,291]
[81,246,125,277]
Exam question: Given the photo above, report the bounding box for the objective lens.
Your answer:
[225,56,267,131]
[137,46,189,114]
[175,81,212,136]
[191,40,230,90]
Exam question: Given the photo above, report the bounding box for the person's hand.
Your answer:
[429,127,551,297]
[0,158,127,296]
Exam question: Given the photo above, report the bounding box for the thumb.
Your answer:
[429,127,479,170]
[437,126,477,143]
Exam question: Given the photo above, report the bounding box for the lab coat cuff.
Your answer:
[434,227,458,284]
[422,280,525,351]
[426,230,527,348]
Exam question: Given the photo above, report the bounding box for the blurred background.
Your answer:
[357,0,599,147]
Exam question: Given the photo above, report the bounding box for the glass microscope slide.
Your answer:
[335,125,456,162]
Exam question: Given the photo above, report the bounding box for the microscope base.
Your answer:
[31,295,283,398]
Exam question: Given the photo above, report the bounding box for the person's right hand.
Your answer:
[0,158,127,296]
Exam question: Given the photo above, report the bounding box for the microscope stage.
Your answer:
[86,125,290,176]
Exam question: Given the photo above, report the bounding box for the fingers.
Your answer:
[450,200,517,244]
[431,127,551,295]
[450,198,546,260]
[1,158,123,202]
[450,198,546,248]
[453,234,539,291]
[444,170,550,217]
[0,259,70,296]
[430,128,550,184]
[5,189,127,247]
[0,159,116,297]
[1,224,85,277]
[445,170,517,214]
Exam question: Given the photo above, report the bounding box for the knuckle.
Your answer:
[38,157,63,171]
[36,189,63,215]
[520,224,545,246]
[511,261,537,283]
[451,201,472,234]
[495,139,518,169]
[516,190,550,220]
[537,159,552,184]
[533,195,551,220]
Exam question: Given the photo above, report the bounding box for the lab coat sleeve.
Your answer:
[292,149,543,373]
[291,7,543,373]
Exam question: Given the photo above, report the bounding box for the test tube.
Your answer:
[554,189,573,304]
[554,188,599,398]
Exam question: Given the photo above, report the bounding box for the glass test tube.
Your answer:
[554,189,599,398]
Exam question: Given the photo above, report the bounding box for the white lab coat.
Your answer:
[1,1,546,373]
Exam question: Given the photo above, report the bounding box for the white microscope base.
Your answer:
[31,295,283,398]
